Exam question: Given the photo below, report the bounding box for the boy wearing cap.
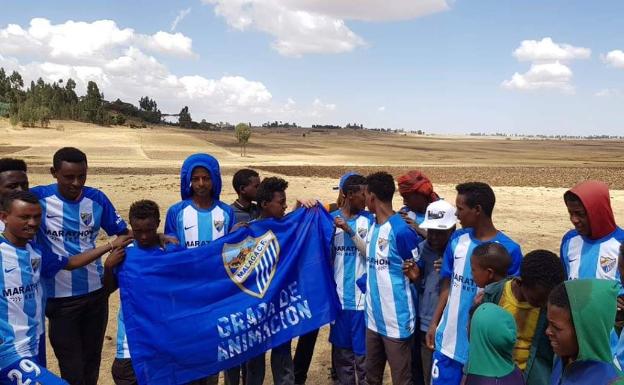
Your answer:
[409,200,456,385]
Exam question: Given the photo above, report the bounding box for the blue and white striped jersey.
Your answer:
[435,228,522,364]
[165,200,235,249]
[116,306,130,359]
[365,213,423,339]
[561,227,624,281]
[331,210,374,311]
[30,184,127,298]
[0,238,67,369]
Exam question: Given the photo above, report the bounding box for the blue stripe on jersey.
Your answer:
[116,307,130,359]
[388,229,412,337]
[62,201,87,295]
[0,250,19,364]
[366,226,388,336]
[198,210,214,245]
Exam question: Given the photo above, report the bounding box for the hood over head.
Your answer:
[180,153,222,201]
[567,180,616,240]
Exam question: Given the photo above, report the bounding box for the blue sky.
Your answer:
[1,0,623,135]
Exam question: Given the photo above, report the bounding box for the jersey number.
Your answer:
[431,358,439,380]
[7,359,41,385]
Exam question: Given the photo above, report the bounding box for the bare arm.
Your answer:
[102,247,127,294]
[64,235,132,270]
[426,277,450,350]
[334,217,367,257]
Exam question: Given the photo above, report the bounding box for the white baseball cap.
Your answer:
[419,200,457,230]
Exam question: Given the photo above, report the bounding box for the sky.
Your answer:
[1,0,623,135]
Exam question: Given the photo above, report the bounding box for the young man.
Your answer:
[482,250,565,385]
[104,200,181,385]
[30,147,129,385]
[363,171,423,385]
[231,168,261,224]
[165,153,234,384]
[0,158,29,232]
[397,170,439,238]
[561,180,624,281]
[330,173,373,385]
[547,279,623,384]
[426,182,523,385]
[0,190,129,384]
[165,153,235,248]
[245,176,295,385]
[415,200,456,385]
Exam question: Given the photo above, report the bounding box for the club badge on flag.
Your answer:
[223,231,280,298]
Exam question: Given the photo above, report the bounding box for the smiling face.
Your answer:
[52,161,87,201]
[546,304,578,359]
[0,199,42,243]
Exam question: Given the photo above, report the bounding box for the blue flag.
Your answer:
[118,206,339,384]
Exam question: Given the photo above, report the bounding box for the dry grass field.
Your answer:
[1,118,623,384]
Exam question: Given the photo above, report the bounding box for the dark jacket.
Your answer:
[482,278,553,385]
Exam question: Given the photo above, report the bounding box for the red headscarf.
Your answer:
[567,180,616,240]
[397,170,439,202]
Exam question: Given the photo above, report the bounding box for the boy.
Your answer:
[404,199,456,385]
[397,170,439,238]
[165,153,235,248]
[470,242,512,288]
[561,180,624,281]
[231,168,261,224]
[30,147,129,385]
[363,171,423,385]
[482,250,565,385]
[0,158,29,232]
[245,176,295,385]
[103,200,181,385]
[330,173,373,385]
[547,279,623,384]
[0,190,129,384]
[426,182,523,385]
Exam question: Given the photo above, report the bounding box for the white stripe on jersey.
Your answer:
[212,206,226,240]
[43,196,73,298]
[79,199,100,293]
[374,223,399,335]
[598,238,622,280]
[567,235,583,280]
[439,232,471,360]
[182,206,199,246]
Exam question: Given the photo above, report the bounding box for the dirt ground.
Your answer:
[2,119,624,384]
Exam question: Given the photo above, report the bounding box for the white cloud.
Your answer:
[502,62,573,92]
[603,50,624,68]
[595,88,620,97]
[311,98,336,117]
[503,38,589,93]
[378,106,386,112]
[171,7,192,31]
[0,18,274,121]
[513,37,590,62]
[203,0,448,56]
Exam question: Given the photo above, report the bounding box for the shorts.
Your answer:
[431,350,463,385]
[329,309,366,356]
[0,357,68,385]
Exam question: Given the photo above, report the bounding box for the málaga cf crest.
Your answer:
[222,230,281,298]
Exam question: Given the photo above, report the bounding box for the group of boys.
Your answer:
[1,148,623,385]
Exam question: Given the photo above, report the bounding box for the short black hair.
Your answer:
[365,172,395,203]
[232,169,259,194]
[563,190,582,205]
[1,190,39,211]
[256,177,288,206]
[456,182,496,217]
[342,174,366,195]
[53,147,87,170]
[0,158,27,174]
[471,242,511,276]
[129,200,160,222]
[549,282,570,310]
[521,249,565,289]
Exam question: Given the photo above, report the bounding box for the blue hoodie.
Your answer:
[165,154,235,249]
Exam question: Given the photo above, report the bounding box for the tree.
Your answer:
[235,123,252,156]
[178,106,192,128]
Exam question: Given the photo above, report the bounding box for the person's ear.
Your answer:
[474,204,483,216]
[487,268,495,280]
[50,166,56,178]
[0,210,8,223]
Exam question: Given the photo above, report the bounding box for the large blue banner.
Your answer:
[118,206,339,384]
